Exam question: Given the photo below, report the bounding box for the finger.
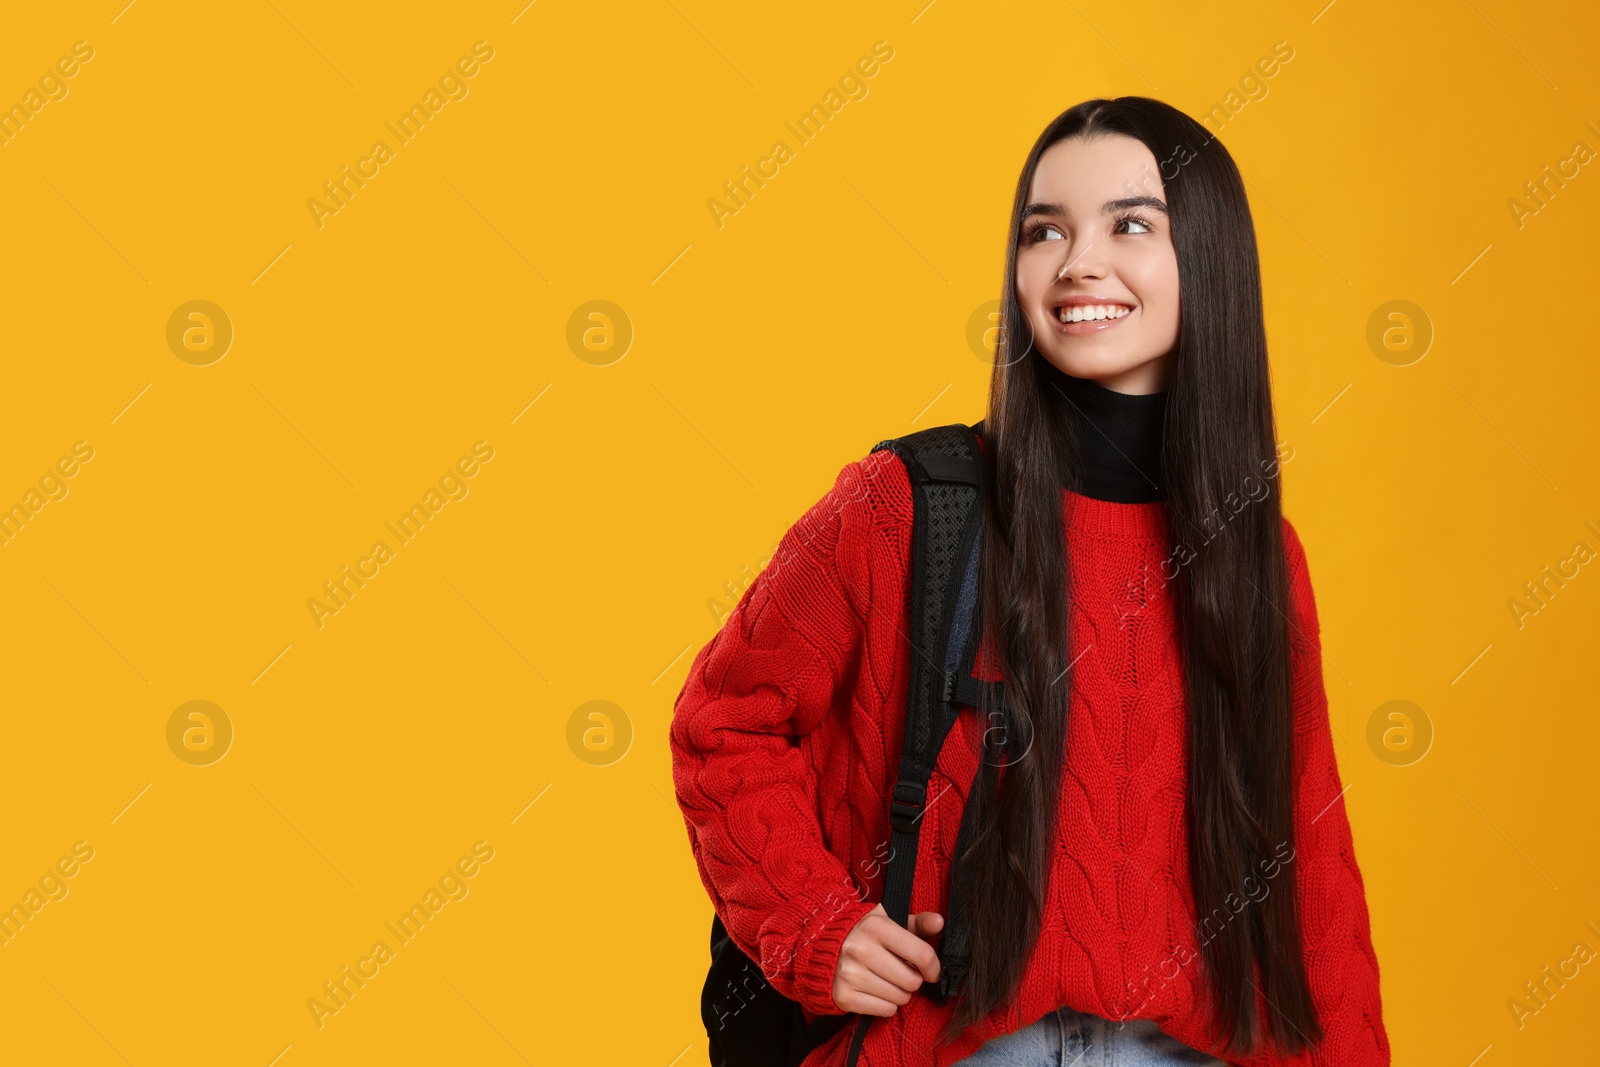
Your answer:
[859,940,929,994]
[880,924,943,983]
[835,987,901,1018]
[838,955,917,1006]
[908,911,945,938]
[842,903,889,951]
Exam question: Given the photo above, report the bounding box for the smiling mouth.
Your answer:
[1055,303,1132,323]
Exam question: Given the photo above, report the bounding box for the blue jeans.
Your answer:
[951,1005,1227,1066]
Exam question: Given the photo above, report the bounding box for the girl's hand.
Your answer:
[832,903,944,1016]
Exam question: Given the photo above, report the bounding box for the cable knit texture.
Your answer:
[670,442,1389,1067]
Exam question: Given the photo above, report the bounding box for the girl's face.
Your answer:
[1014,133,1180,395]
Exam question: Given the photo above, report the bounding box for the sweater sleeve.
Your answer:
[670,458,882,1018]
[1272,520,1391,1065]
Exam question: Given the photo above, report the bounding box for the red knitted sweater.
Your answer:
[670,442,1390,1067]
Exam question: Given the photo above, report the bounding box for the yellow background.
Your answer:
[1,0,1596,1063]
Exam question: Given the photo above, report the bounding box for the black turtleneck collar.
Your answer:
[1040,358,1168,503]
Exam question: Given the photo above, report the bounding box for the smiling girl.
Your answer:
[672,97,1389,1067]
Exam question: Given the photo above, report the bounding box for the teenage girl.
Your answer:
[671,96,1390,1067]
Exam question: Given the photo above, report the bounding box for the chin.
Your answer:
[1042,343,1151,381]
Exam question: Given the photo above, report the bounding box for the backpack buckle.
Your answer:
[889,780,925,834]
[926,952,968,1003]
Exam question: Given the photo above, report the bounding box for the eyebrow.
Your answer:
[1021,196,1169,219]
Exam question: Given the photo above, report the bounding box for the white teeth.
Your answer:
[1056,304,1131,323]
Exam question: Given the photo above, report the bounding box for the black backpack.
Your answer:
[700,421,1012,1067]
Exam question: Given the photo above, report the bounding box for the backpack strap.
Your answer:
[843,421,1000,1067]
[921,515,992,1008]
[912,430,1010,1009]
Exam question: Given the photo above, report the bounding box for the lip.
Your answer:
[1048,296,1137,336]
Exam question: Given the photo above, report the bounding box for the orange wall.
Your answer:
[0,1,1595,1063]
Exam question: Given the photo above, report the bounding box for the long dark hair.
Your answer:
[943,96,1321,1059]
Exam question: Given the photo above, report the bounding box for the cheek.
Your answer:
[1014,252,1055,308]
[1126,254,1180,326]
[1014,257,1038,300]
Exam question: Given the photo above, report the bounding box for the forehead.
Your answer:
[1028,134,1164,209]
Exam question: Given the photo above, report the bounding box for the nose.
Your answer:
[1055,240,1107,283]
